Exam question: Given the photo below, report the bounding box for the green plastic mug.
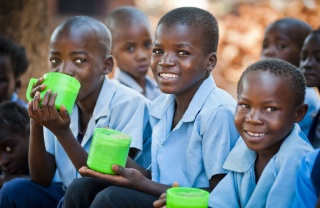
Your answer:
[166,187,209,208]
[26,72,81,114]
[87,128,132,174]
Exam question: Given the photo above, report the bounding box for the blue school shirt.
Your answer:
[209,124,313,208]
[293,148,320,208]
[300,87,320,136]
[11,92,28,108]
[149,75,239,188]
[112,67,162,101]
[44,77,150,187]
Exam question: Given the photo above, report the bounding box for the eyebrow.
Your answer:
[50,51,89,56]
[153,42,193,49]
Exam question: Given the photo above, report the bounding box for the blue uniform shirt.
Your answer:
[149,75,239,188]
[300,87,320,136]
[209,124,313,208]
[294,148,320,208]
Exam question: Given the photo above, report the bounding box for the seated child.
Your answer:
[209,58,314,207]
[63,7,239,208]
[0,36,29,107]
[294,148,320,208]
[0,102,29,188]
[105,6,162,101]
[300,28,320,148]
[260,18,320,136]
[0,16,150,208]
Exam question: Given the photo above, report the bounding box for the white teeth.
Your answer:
[160,73,178,78]
[247,131,265,137]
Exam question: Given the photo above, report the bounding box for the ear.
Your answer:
[294,103,308,123]
[15,78,21,93]
[206,52,217,73]
[102,55,114,75]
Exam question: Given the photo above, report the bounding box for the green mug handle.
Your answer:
[25,78,38,101]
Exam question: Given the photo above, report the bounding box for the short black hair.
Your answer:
[53,16,112,55]
[268,18,312,50]
[238,58,306,106]
[157,7,219,55]
[0,36,29,78]
[105,6,150,35]
[0,102,29,136]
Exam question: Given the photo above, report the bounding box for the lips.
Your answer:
[159,73,179,79]
[246,131,265,137]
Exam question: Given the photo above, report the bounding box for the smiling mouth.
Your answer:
[159,73,179,79]
[246,131,266,137]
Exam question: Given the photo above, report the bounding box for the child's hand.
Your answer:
[79,165,146,190]
[28,76,46,99]
[28,90,71,134]
[153,182,179,208]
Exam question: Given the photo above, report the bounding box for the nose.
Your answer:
[245,109,263,124]
[135,48,149,61]
[57,61,74,76]
[261,46,275,59]
[300,56,314,73]
[0,153,9,167]
[158,52,175,67]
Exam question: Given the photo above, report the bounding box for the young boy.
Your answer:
[105,6,162,101]
[0,36,29,108]
[294,29,320,208]
[260,18,320,137]
[300,28,320,148]
[63,7,239,208]
[0,102,29,188]
[0,16,150,208]
[209,58,313,207]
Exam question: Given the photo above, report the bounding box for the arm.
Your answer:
[79,165,170,197]
[29,91,88,179]
[28,120,56,186]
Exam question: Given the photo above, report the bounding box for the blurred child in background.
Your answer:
[0,102,29,188]
[261,18,320,137]
[294,28,320,208]
[0,36,29,108]
[105,6,162,101]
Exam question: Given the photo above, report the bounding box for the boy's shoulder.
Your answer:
[274,124,314,164]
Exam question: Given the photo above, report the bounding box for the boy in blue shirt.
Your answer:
[209,58,313,207]
[63,7,239,208]
[106,6,162,101]
[0,36,29,108]
[0,16,150,208]
[261,18,320,136]
[300,28,320,148]
[294,28,320,208]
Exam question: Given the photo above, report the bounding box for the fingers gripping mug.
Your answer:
[26,72,81,114]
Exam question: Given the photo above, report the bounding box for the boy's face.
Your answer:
[234,71,305,155]
[112,22,152,79]
[300,33,320,88]
[0,55,16,103]
[49,27,112,103]
[0,128,29,175]
[151,24,214,96]
[261,24,301,66]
